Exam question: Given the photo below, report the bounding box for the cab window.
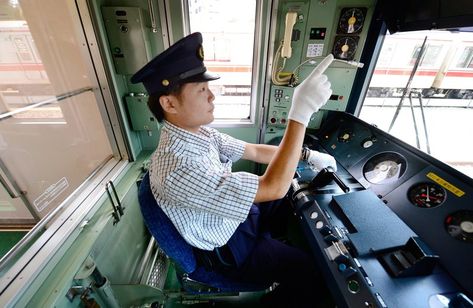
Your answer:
[187,0,258,121]
[360,30,473,178]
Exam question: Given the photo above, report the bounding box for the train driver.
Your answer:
[131,32,336,307]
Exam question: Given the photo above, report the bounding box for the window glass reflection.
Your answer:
[0,1,114,236]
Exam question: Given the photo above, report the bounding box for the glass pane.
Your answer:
[0,1,114,224]
[0,183,34,223]
[188,0,257,120]
[456,46,473,68]
[360,30,473,178]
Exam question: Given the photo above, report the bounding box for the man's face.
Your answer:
[164,81,215,132]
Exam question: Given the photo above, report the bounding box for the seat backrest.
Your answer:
[138,172,197,273]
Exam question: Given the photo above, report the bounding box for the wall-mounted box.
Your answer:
[102,7,150,74]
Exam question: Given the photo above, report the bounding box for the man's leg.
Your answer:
[257,198,294,238]
[227,235,324,308]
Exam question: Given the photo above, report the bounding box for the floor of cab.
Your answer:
[163,288,335,307]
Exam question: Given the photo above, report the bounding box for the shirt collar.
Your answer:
[163,120,210,154]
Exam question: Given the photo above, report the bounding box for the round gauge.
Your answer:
[445,210,473,243]
[363,152,407,185]
[338,130,353,142]
[361,136,376,149]
[408,182,446,208]
[338,8,366,34]
[332,36,359,61]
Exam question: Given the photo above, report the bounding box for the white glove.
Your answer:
[288,54,334,126]
[307,150,337,172]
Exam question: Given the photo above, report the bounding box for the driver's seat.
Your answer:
[138,172,269,293]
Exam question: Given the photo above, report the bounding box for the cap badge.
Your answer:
[162,79,169,87]
[197,45,205,61]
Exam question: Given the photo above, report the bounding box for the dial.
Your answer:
[445,210,473,243]
[332,36,359,61]
[363,152,407,185]
[408,182,446,208]
[338,130,353,142]
[361,136,377,148]
[337,7,367,34]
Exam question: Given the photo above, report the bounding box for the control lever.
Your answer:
[310,167,350,193]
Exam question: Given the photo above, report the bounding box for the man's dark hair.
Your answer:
[147,82,185,123]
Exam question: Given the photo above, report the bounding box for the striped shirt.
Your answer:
[149,121,259,250]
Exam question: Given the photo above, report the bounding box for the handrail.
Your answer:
[0,87,94,121]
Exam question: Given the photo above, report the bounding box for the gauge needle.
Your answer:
[420,193,440,200]
[426,185,430,202]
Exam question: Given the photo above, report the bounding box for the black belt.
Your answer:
[193,244,236,271]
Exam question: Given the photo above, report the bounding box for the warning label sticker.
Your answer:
[33,177,69,212]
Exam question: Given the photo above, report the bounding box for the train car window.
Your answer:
[0,2,119,238]
[410,45,443,67]
[456,46,473,68]
[187,0,257,121]
[360,30,473,178]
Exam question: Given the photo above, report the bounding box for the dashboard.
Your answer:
[291,111,473,308]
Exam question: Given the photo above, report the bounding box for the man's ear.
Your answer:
[159,95,178,115]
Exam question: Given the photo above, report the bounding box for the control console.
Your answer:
[291,111,473,308]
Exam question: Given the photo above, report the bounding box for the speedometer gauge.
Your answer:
[408,182,446,208]
[363,152,407,185]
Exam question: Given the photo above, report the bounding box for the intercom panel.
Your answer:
[264,0,375,143]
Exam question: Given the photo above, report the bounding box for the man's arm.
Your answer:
[242,143,278,164]
[254,54,334,203]
[254,120,307,202]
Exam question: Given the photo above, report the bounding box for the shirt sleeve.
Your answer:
[163,162,259,222]
[209,128,246,162]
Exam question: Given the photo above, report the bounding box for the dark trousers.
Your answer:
[200,199,323,307]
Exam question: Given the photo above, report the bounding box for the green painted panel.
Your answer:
[0,232,27,259]
[264,0,375,143]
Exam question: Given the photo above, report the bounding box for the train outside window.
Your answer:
[456,46,473,68]
[360,29,473,178]
[187,0,257,121]
[0,1,122,256]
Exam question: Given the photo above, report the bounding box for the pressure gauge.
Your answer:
[337,7,367,34]
[408,182,446,208]
[445,210,473,242]
[332,36,359,60]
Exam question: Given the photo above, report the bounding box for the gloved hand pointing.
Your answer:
[288,54,334,126]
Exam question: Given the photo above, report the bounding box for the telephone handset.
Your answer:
[281,12,298,59]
